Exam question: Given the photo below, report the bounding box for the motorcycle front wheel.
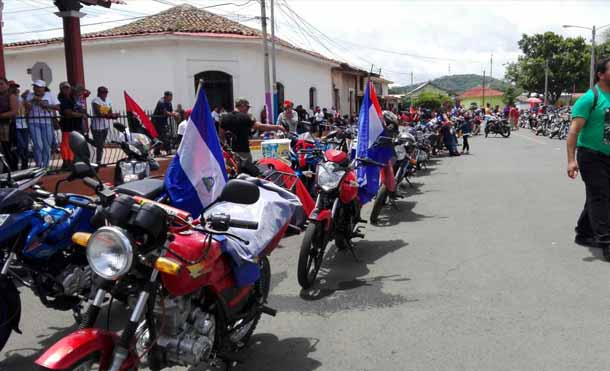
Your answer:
[297,223,327,289]
[501,126,511,138]
[0,280,21,354]
[370,185,389,224]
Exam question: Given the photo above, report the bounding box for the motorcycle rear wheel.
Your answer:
[370,185,389,225]
[297,223,327,289]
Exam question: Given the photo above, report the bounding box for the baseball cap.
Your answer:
[283,99,294,108]
[59,81,71,89]
[32,80,47,88]
[235,98,250,107]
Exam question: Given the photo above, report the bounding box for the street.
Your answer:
[2,130,610,371]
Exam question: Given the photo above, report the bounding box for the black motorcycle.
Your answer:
[113,123,161,185]
[484,115,511,138]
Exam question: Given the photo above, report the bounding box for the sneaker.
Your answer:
[574,235,597,248]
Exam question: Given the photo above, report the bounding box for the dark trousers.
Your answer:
[462,135,470,152]
[576,148,610,245]
[153,122,169,154]
[92,129,108,164]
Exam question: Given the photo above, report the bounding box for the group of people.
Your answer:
[0,78,118,171]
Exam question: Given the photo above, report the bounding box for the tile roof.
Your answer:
[5,4,338,64]
[459,86,504,98]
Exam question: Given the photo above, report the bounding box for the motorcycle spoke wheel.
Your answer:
[298,224,326,289]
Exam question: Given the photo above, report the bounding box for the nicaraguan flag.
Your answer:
[356,80,391,205]
[165,87,228,217]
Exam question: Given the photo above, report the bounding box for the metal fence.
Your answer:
[10,112,179,173]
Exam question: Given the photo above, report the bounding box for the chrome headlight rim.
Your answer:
[86,226,134,281]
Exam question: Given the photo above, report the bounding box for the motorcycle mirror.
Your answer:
[72,162,96,179]
[217,179,260,205]
[69,131,91,163]
[113,122,126,132]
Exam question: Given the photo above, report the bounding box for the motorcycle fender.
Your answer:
[0,278,21,334]
[308,209,332,232]
[35,329,122,370]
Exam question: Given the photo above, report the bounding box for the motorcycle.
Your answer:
[369,132,418,224]
[112,123,161,185]
[484,115,511,138]
[297,149,384,289]
[37,133,300,370]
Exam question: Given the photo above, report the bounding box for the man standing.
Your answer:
[24,80,60,169]
[152,91,178,154]
[220,98,286,163]
[91,86,118,164]
[276,100,298,133]
[567,57,610,260]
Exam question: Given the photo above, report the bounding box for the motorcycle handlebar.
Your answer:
[229,218,259,230]
[83,177,100,190]
[356,157,386,167]
[65,197,97,210]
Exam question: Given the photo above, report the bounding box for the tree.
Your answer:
[413,92,452,110]
[502,85,518,105]
[505,32,590,104]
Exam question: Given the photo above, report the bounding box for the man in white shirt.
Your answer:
[276,100,299,133]
[24,80,59,168]
[91,86,118,164]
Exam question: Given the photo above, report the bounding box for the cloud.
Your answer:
[4,0,610,85]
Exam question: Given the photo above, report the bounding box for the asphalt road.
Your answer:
[2,129,609,371]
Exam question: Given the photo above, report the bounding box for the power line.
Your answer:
[5,15,145,36]
[5,6,54,14]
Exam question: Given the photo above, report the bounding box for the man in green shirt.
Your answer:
[567,57,610,259]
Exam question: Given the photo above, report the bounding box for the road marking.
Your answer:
[512,132,548,145]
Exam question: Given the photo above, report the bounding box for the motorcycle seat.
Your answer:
[0,168,38,182]
[115,178,165,200]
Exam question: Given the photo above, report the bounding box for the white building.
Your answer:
[5,4,339,116]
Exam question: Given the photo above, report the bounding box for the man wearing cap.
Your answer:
[152,91,179,155]
[276,100,298,133]
[23,80,59,169]
[220,98,286,163]
[58,82,87,169]
[9,81,29,170]
[0,78,18,170]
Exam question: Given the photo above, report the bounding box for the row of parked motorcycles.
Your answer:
[0,111,442,370]
[519,107,572,140]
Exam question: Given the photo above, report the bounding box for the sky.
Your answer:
[3,0,610,86]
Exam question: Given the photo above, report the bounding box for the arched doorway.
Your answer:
[276,82,285,114]
[194,71,234,111]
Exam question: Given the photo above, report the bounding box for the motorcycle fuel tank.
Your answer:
[162,229,235,297]
[339,170,358,204]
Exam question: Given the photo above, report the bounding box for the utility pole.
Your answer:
[482,69,486,108]
[590,25,596,88]
[259,0,272,123]
[270,0,278,122]
[490,53,493,81]
[544,59,549,106]
[0,0,5,78]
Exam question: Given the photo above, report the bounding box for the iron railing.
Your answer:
[9,112,180,173]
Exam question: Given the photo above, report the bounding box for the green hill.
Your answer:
[389,74,512,95]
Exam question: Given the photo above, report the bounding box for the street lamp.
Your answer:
[563,23,610,88]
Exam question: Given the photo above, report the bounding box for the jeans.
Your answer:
[29,122,53,168]
[15,129,29,169]
[92,129,108,164]
[575,147,610,246]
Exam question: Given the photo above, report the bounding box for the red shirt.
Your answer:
[509,107,519,119]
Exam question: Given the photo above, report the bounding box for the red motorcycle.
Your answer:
[36,177,298,371]
[297,149,384,289]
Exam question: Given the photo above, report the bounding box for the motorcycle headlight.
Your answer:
[134,161,148,174]
[86,226,133,280]
[316,162,345,191]
[394,145,407,161]
[120,162,134,175]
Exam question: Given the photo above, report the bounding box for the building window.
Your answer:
[194,70,234,111]
[359,77,364,91]
[309,87,317,109]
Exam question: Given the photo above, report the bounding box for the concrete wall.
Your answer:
[6,35,336,117]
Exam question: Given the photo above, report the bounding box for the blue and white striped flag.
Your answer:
[165,87,228,217]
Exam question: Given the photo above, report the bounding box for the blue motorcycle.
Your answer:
[0,132,172,353]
